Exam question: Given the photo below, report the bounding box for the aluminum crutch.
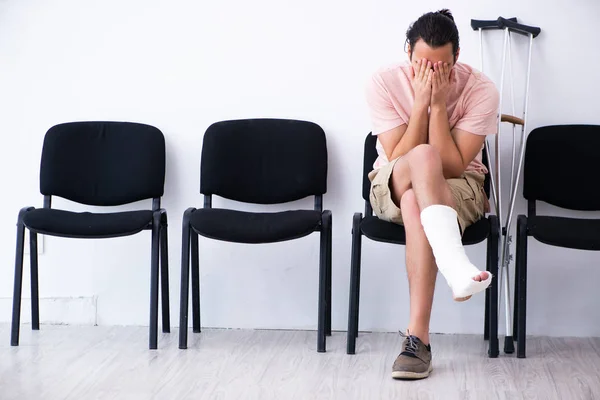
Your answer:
[496,16,541,354]
[470,17,541,355]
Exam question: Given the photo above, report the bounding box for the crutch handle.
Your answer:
[471,17,517,30]
[497,17,541,38]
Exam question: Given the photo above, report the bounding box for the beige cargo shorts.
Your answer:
[368,157,488,233]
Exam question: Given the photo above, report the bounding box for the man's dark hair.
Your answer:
[406,9,460,60]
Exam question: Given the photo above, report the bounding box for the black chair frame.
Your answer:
[11,122,170,350]
[513,125,600,358]
[347,133,499,357]
[178,119,332,352]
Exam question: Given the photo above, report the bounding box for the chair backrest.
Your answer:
[200,119,327,204]
[40,122,166,206]
[524,125,600,211]
[361,133,491,201]
[362,133,378,201]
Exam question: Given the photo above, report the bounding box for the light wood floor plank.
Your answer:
[1,325,599,400]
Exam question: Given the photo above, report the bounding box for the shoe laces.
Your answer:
[399,331,420,356]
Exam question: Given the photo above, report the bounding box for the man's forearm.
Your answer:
[428,104,464,178]
[389,104,429,160]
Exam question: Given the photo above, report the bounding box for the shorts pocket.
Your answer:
[463,174,485,205]
[462,176,486,221]
[370,182,390,215]
[450,176,477,202]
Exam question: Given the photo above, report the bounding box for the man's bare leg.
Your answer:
[390,144,489,301]
[404,144,455,209]
[388,145,491,380]
[400,188,436,345]
[389,144,454,208]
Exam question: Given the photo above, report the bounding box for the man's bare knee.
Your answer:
[390,158,412,202]
[408,144,441,167]
[400,189,420,223]
[392,156,410,176]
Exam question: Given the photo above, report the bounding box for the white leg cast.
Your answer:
[420,205,492,299]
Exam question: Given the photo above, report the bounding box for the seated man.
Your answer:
[366,9,499,379]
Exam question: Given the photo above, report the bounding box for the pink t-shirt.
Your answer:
[366,61,499,173]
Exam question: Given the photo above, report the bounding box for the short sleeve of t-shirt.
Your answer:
[453,79,499,136]
[365,73,407,135]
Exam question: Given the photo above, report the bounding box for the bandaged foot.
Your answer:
[420,205,492,300]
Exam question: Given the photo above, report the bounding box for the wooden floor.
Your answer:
[1,325,599,400]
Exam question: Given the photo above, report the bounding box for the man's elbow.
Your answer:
[443,169,463,180]
[443,162,466,179]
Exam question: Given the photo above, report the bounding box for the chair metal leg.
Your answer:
[149,214,161,350]
[179,208,195,349]
[484,243,491,341]
[160,219,170,334]
[352,221,362,341]
[30,231,40,331]
[513,256,519,340]
[516,215,528,358]
[347,213,363,355]
[191,232,201,333]
[11,214,28,346]
[325,215,332,337]
[317,211,331,353]
[487,215,499,358]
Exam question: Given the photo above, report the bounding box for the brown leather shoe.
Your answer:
[391,333,432,380]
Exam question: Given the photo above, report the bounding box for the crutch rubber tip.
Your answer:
[504,336,515,354]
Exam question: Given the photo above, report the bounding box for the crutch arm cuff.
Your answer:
[498,17,541,38]
[471,17,517,30]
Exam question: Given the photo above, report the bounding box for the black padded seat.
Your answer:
[190,209,322,244]
[23,209,153,239]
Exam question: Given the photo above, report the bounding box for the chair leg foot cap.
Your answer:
[504,336,515,354]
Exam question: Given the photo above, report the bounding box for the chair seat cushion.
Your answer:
[190,208,322,244]
[529,216,600,250]
[23,209,153,238]
[361,215,490,246]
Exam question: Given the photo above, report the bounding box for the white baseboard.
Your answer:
[0,296,97,325]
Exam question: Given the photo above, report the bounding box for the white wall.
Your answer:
[1,0,600,337]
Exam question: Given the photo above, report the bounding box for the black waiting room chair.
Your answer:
[11,122,170,349]
[179,119,332,352]
[346,133,500,357]
[514,125,600,358]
